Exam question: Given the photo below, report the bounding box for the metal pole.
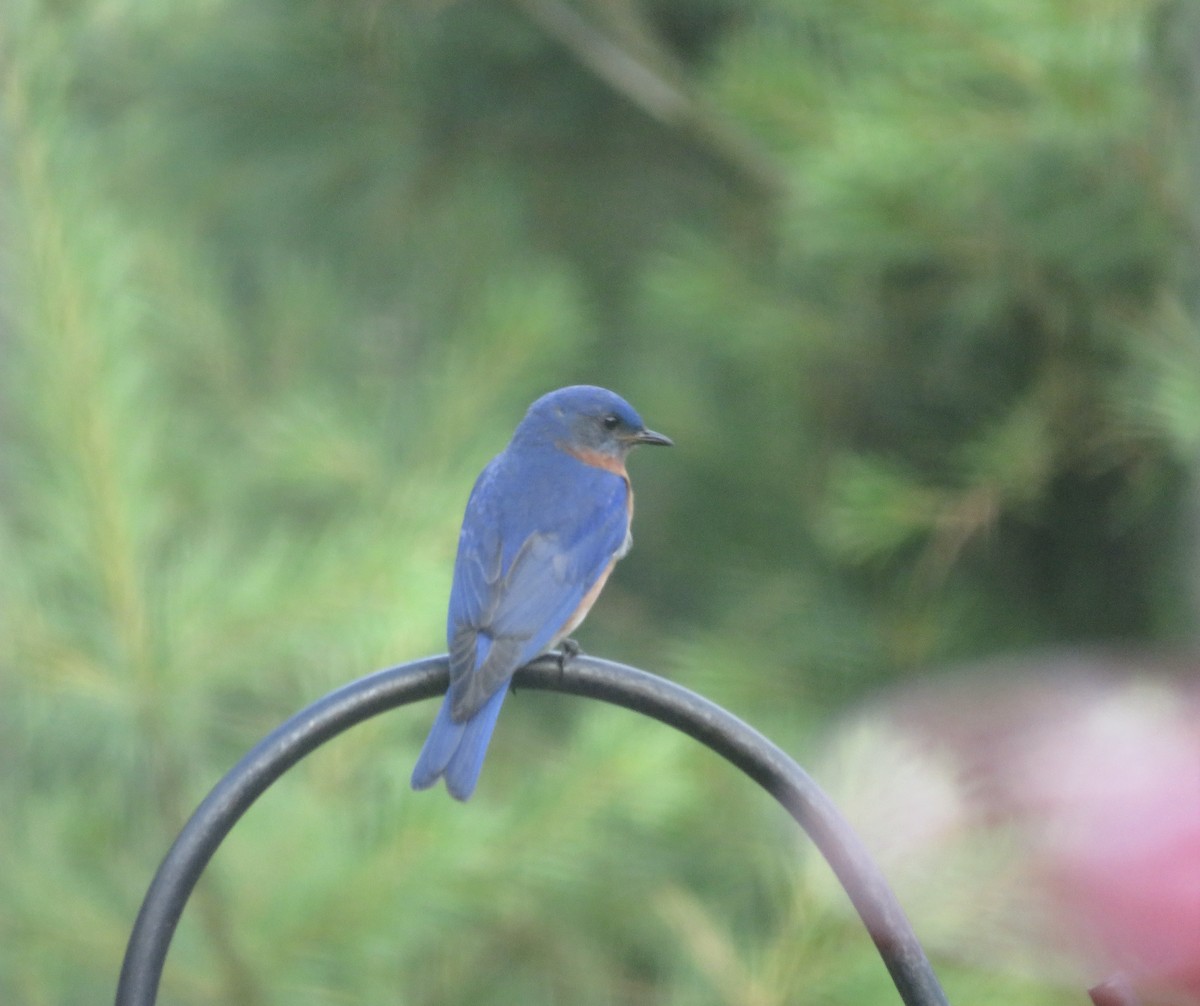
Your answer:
[115,654,950,1006]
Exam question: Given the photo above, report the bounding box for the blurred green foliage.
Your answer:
[2,0,1197,1002]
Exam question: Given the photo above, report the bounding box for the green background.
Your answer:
[3,0,1198,1002]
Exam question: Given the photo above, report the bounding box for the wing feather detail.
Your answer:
[445,455,630,721]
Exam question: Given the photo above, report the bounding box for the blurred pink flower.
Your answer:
[1010,678,1200,1000]
[869,653,1200,1003]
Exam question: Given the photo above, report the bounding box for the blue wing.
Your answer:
[411,448,630,799]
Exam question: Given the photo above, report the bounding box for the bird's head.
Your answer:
[517,385,672,466]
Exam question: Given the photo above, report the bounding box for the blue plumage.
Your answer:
[410,385,671,800]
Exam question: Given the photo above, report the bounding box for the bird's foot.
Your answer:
[556,638,582,673]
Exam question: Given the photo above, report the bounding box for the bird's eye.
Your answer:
[602,414,620,431]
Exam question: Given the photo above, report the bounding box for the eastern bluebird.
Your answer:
[411,385,672,800]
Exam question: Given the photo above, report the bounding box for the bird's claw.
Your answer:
[556,638,582,672]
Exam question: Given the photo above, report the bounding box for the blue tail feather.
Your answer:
[411,685,509,801]
[410,696,463,791]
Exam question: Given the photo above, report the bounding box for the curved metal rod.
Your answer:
[115,654,950,1006]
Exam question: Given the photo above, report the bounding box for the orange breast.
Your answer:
[550,443,635,643]
[565,445,628,477]
[555,557,617,642]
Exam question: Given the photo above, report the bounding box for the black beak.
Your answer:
[632,427,673,447]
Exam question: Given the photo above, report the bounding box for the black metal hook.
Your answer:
[114,654,950,1006]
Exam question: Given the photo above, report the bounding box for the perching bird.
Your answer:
[411,385,672,800]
